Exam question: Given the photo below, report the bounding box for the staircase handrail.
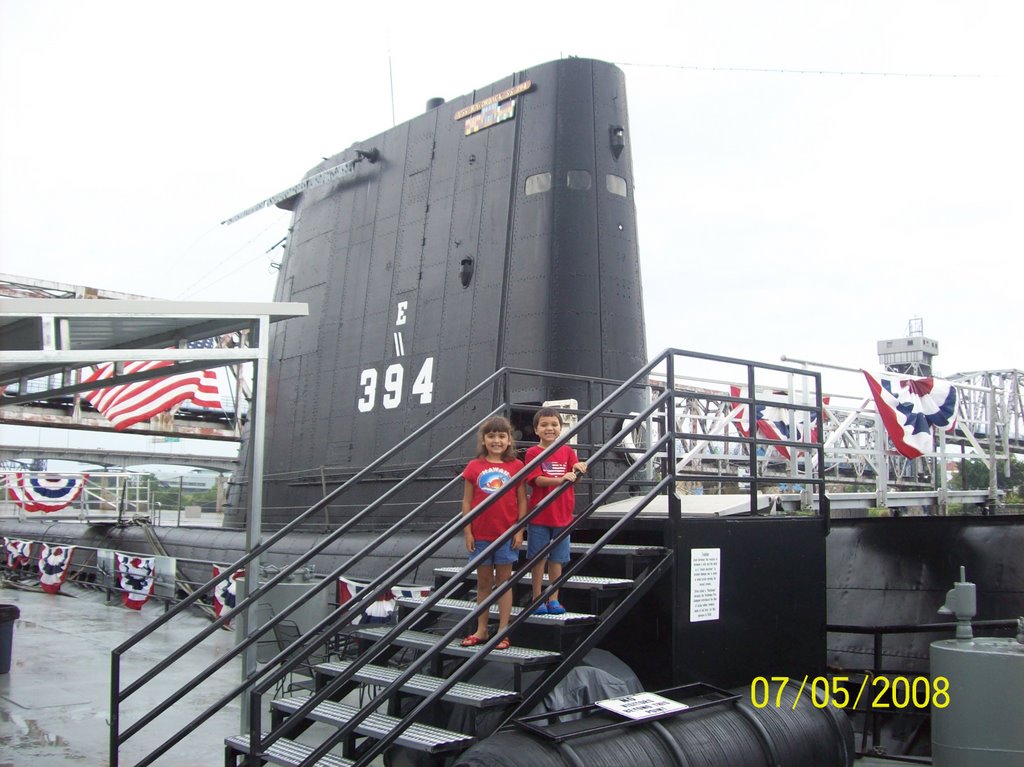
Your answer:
[304,433,675,767]
[268,353,676,766]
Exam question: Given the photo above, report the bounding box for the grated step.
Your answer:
[225,733,352,767]
[396,595,598,625]
[568,542,669,557]
[272,695,474,754]
[433,567,633,590]
[353,626,560,667]
[316,660,519,708]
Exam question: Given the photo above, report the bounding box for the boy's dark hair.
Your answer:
[533,407,563,428]
[476,416,517,461]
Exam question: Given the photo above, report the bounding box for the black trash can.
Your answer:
[0,604,20,674]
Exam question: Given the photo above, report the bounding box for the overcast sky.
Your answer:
[2,0,1021,400]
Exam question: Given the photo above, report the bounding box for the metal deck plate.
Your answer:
[225,733,353,767]
[433,567,633,590]
[316,660,520,708]
[568,542,668,556]
[273,696,475,753]
[354,626,561,666]
[396,596,598,625]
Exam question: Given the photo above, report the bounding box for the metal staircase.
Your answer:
[108,349,825,767]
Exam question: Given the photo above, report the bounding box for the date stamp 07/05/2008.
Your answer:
[749,675,950,711]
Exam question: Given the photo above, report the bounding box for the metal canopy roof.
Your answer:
[0,298,307,396]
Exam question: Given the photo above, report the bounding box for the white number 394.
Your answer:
[357,357,434,413]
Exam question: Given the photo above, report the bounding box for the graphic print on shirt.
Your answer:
[478,467,513,493]
[542,460,567,476]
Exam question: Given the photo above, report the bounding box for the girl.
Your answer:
[460,416,526,649]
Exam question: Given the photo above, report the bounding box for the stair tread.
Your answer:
[273,695,474,753]
[396,595,598,625]
[568,542,668,556]
[354,626,560,665]
[225,733,352,767]
[433,567,632,590]
[315,660,519,707]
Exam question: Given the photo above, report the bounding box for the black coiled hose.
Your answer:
[452,681,854,767]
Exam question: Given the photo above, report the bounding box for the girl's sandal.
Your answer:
[461,634,486,647]
[494,637,511,650]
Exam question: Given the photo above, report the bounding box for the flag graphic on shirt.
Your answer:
[863,371,958,458]
[38,544,76,594]
[116,553,156,610]
[3,537,34,568]
[541,461,568,476]
[82,338,222,430]
[5,472,88,512]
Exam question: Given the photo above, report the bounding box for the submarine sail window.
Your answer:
[606,174,627,197]
[567,169,592,190]
[525,172,552,195]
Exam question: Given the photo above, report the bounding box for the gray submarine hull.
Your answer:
[227,57,646,530]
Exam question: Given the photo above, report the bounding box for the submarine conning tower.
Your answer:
[228,58,647,530]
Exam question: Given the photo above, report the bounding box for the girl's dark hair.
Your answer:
[476,416,517,461]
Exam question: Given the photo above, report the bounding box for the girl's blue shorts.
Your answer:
[470,538,519,565]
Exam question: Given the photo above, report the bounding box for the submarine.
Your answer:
[1,57,1021,767]
[225,56,647,533]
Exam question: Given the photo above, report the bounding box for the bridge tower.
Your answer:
[877,317,939,376]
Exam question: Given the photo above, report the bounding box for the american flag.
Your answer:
[82,338,222,430]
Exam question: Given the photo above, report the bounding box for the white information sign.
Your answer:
[595,692,690,720]
[689,547,721,622]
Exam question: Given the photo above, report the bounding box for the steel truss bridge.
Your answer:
[639,365,1023,515]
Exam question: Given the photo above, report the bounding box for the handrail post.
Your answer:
[747,365,758,512]
[665,352,686,687]
[241,314,270,730]
[666,351,679,527]
[109,651,120,767]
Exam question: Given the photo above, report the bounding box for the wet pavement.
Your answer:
[0,581,244,767]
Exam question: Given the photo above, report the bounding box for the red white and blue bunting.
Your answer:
[863,372,959,459]
[730,386,828,460]
[116,553,156,610]
[212,565,246,619]
[38,544,76,594]
[337,577,431,624]
[2,537,34,568]
[5,472,89,513]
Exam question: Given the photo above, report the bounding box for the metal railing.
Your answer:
[109,348,826,767]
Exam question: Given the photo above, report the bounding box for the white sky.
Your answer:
[2,0,1022,397]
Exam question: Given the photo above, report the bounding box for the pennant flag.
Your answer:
[863,371,958,459]
[38,544,76,594]
[116,553,156,610]
[5,472,89,512]
[212,565,246,619]
[337,578,431,624]
[730,387,826,459]
[3,537,34,568]
[82,339,222,430]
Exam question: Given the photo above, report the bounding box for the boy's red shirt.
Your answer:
[525,443,579,527]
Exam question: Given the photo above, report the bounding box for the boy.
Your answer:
[525,407,587,614]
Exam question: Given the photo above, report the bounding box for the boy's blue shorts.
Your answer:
[526,524,570,564]
[470,539,519,565]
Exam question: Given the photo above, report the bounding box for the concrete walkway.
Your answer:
[0,581,244,767]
